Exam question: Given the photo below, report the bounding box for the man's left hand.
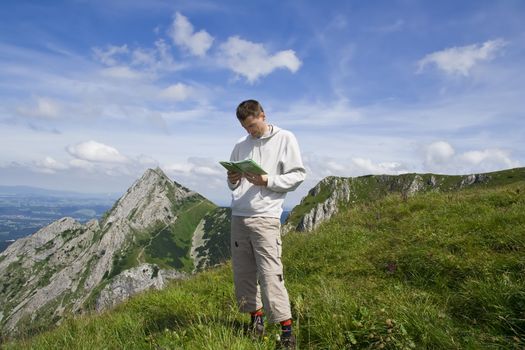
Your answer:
[245,173,268,187]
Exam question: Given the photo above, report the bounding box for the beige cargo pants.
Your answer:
[231,215,292,323]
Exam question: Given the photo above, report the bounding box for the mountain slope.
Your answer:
[4,177,524,349]
[284,167,525,233]
[0,168,229,338]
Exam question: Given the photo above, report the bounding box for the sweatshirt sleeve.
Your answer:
[227,144,241,191]
[266,133,306,193]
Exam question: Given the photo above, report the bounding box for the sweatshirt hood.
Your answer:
[257,124,281,140]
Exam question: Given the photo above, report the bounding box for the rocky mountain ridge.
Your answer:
[284,168,525,233]
[0,168,231,338]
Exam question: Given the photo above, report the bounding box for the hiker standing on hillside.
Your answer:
[226,99,306,349]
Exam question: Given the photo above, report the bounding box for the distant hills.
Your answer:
[0,185,118,198]
[0,187,116,251]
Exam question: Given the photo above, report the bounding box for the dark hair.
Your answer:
[236,99,264,121]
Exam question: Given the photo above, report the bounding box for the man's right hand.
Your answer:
[227,171,242,185]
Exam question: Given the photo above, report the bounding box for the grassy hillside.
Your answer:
[4,181,524,349]
[286,167,525,231]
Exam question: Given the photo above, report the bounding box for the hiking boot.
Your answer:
[249,314,265,338]
[276,334,296,349]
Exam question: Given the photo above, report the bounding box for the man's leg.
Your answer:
[231,216,263,313]
[245,216,292,323]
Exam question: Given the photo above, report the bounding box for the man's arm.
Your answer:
[266,133,306,193]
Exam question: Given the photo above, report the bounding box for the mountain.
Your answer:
[284,167,525,233]
[0,168,231,338]
[3,168,524,349]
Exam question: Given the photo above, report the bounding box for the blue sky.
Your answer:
[1,0,524,207]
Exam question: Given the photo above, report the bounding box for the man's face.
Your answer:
[240,113,267,138]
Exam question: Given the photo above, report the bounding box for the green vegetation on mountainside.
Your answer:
[286,167,525,231]
[5,181,525,349]
[194,207,232,271]
[145,198,217,272]
[109,196,216,277]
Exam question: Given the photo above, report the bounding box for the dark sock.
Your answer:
[280,319,292,338]
[250,308,264,326]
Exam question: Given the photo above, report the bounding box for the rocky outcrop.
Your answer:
[95,263,186,312]
[297,190,338,232]
[459,173,490,187]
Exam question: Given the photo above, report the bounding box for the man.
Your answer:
[227,99,306,349]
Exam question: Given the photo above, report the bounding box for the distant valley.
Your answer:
[0,186,117,252]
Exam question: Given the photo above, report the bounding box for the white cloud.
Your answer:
[164,162,193,174]
[67,140,129,163]
[424,141,455,167]
[459,149,518,169]
[423,141,519,174]
[33,156,68,174]
[417,39,507,76]
[193,165,221,176]
[17,97,62,119]
[162,157,222,180]
[351,158,406,175]
[169,12,214,57]
[164,157,222,177]
[303,153,409,181]
[159,83,193,101]
[94,40,183,76]
[93,44,129,66]
[218,36,302,83]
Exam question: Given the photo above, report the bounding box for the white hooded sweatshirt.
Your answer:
[228,125,306,218]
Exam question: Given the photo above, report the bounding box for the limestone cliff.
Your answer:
[0,167,225,337]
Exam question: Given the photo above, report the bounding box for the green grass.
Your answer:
[285,167,525,231]
[4,182,525,349]
[145,199,217,272]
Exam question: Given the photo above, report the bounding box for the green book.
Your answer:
[219,159,267,175]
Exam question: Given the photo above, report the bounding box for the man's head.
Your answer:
[236,99,268,138]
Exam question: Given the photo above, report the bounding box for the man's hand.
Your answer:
[227,170,242,185]
[245,172,268,187]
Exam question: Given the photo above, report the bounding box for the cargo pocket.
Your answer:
[276,238,282,259]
